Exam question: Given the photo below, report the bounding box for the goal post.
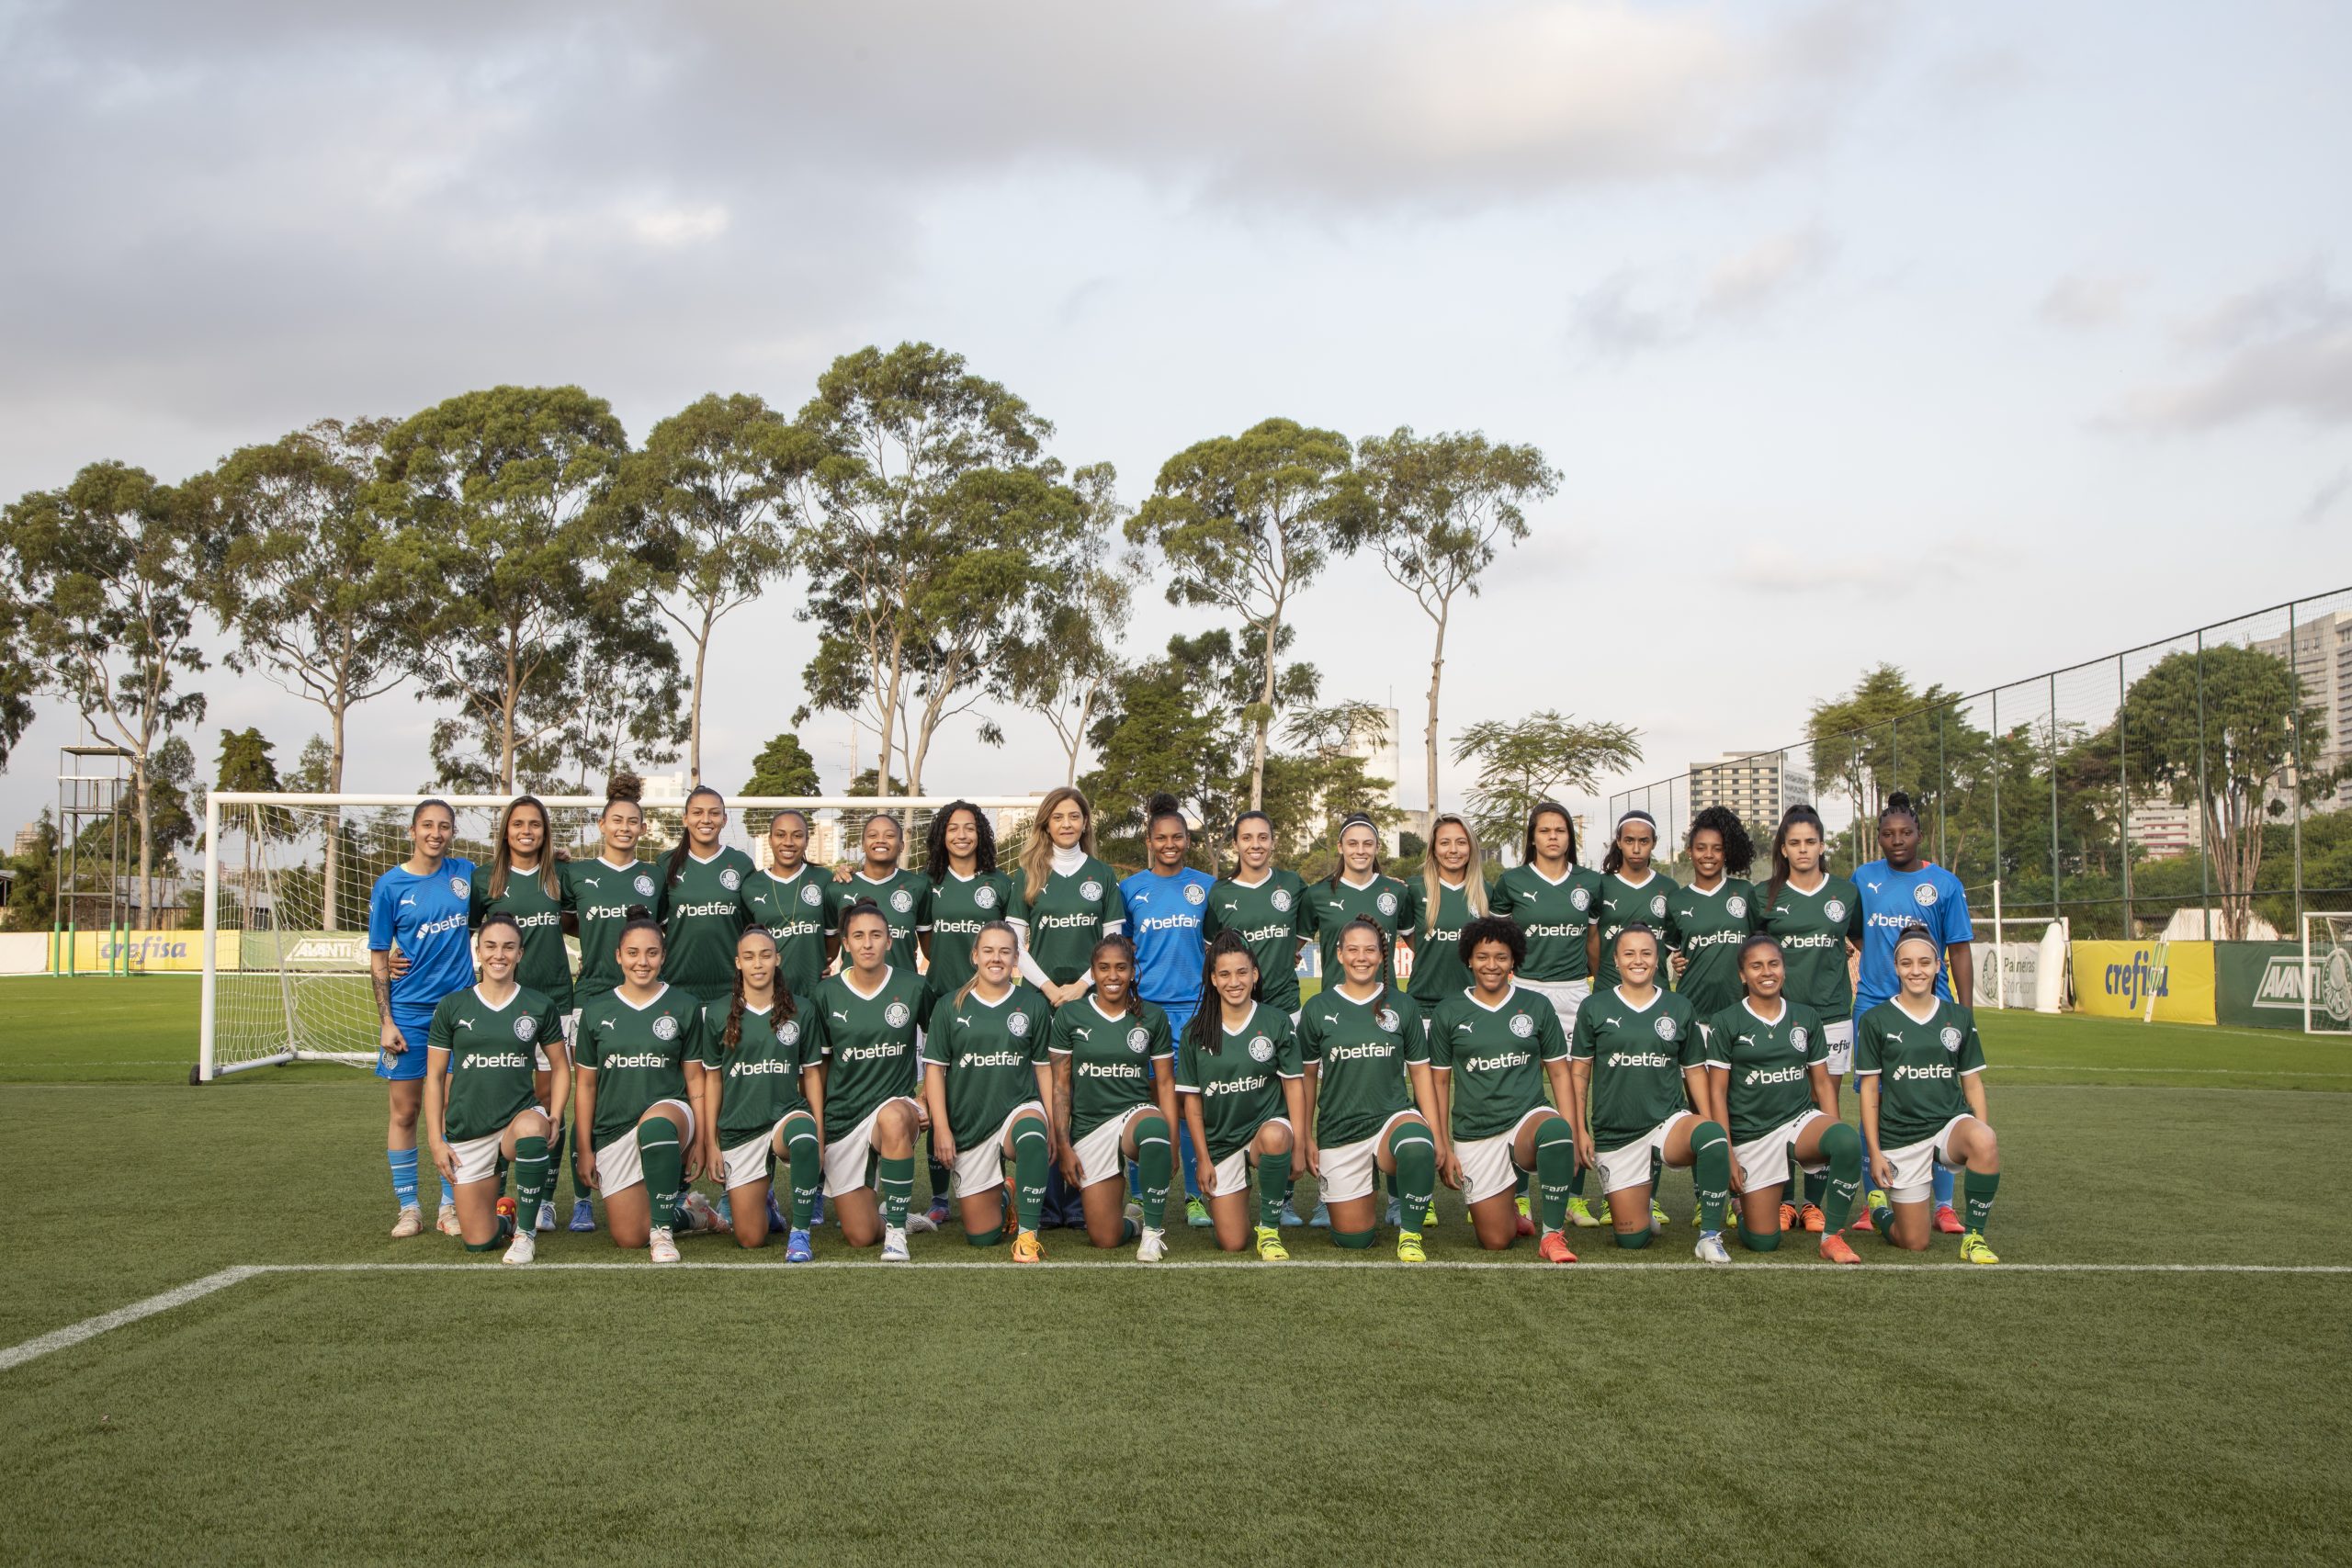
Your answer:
[2301,911,2352,1036]
[198,791,1044,1082]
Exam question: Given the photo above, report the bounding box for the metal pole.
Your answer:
[2195,629,2211,936]
[199,793,221,1083]
[1991,687,2004,909]
[2118,658,2133,937]
[2290,600,2306,935]
[1991,875,2005,1010]
[1937,706,1948,866]
[2050,674,2062,930]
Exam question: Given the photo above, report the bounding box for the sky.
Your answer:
[4,0,2349,846]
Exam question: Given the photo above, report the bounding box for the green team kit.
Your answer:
[1202,869,1311,1011]
[699,996,828,1147]
[469,870,574,1010]
[1174,1004,1302,1161]
[1298,987,1428,1146]
[574,984,705,1148]
[1013,856,1125,985]
[1310,874,1420,991]
[1663,877,1758,1016]
[741,863,834,998]
[564,856,667,1006]
[922,983,1055,1145]
[813,966,932,1141]
[1592,869,1676,991]
[1405,881,1476,1008]
[1752,875,1864,1018]
[1049,996,1171,1141]
[1570,987,1705,1151]
[830,869,932,975]
[1702,998,1826,1144]
[1855,997,1985,1148]
[924,869,1019,998]
[427,984,567,1140]
[1427,987,1567,1142]
[662,846,757,1001]
[1487,863,1603,982]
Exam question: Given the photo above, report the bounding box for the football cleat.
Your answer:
[1136,1226,1168,1262]
[1279,1198,1303,1228]
[1818,1232,1861,1266]
[1538,1230,1577,1264]
[1779,1202,1800,1234]
[1254,1225,1289,1261]
[1566,1196,1602,1229]
[679,1190,720,1235]
[501,1230,537,1266]
[1012,1230,1046,1263]
[1960,1231,2000,1265]
[1693,1233,1731,1264]
[390,1205,424,1239]
[879,1225,911,1261]
[1798,1203,1826,1234]
[1934,1203,1966,1235]
[435,1206,463,1237]
[648,1226,680,1264]
[1309,1200,1332,1229]
[536,1201,557,1233]
[1396,1232,1427,1263]
[1187,1198,1212,1229]
[785,1229,814,1263]
[569,1199,596,1233]
[1515,1195,1536,1237]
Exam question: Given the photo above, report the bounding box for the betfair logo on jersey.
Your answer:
[1202,1074,1269,1097]
[1608,1049,1677,1069]
[1076,1060,1146,1080]
[763,918,823,942]
[1891,1061,1955,1082]
[1865,911,1931,934]
[510,909,561,931]
[1136,912,1198,935]
[1782,932,1840,951]
[728,1058,798,1077]
[416,911,468,939]
[956,1049,1029,1069]
[460,1050,530,1069]
[673,900,736,919]
[602,1052,670,1068]
[1743,1064,1807,1087]
[582,904,630,923]
[1323,1043,1395,1063]
[1036,913,1096,931]
[1525,922,1585,939]
[1685,930,1745,952]
[836,1042,906,1063]
[1464,1050,1532,1073]
[933,917,983,937]
[1242,923,1294,942]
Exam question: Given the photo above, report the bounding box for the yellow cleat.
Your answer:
[1960,1231,1999,1265]
[1012,1230,1046,1263]
[1396,1231,1427,1263]
[1567,1196,1603,1229]
[1254,1225,1289,1261]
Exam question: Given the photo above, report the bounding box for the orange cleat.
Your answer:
[1778,1202,1799,1233]
[1818,1232,1860,1265]
[1798,1203,1826,1233]
[1012,1230,1046,1263]
[1538,1230,1577,1264]
[1850,1209,1875,1234]
[1934,1203,1965,1235]
[495,1196,518,1222]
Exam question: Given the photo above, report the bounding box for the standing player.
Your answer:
[1309,814,1418,993]
[741,808,833,1001]
[1401,813,1487,1230]
[1488,801,1606,1229]
[1664,806,1758,1017]
[828,813,933,977]
[922,801,1017,1001]
[1753,804,1862,1230]
[1566,925,1733,1261]
[423,913,567,1264]
[922,922,1057,1259]
[571,918,719,1262]
[1852,792,1974,1233]
[1299,918,1443,1261]
[1856,924,2001,1263]
[368,797,477,1238]
[560,772,667,1232]
[1589,809,1681,1231]
[1428,917,1580,1263]
[1203,809,1315,1227]
[1175,933,1305,1260]
[1012,785,1125,1230]
[1049,935,1179,1258]
[813,899,932,1260]
[1120,795,1216,1226]
[470,794,573,1233]
[661,784,756,1004]
[1702,933,1863,1262]
[701,927,827,1260]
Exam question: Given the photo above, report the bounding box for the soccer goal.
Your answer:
[198,792,1043,1081]
[2301,911,2352,1036]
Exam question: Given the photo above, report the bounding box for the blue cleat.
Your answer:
[785,1229,814,1262]
[1309,1200,1331,1229]
[766,1194,788,1232]
[569,1198,595,1233]
[1280,1198,1303,1227]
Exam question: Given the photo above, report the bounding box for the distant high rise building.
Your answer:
[1688,750,1813,829]
[2255,610,2352,807]
[11,822,40,858]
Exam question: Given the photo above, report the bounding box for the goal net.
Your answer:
[2301,912,2352,1036]
[198,792,1043,1080]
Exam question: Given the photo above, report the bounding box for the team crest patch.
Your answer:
[449,875,469,898]
[1008,1011,1030,1037]
[1249,1035,1274,1063]
[1376,890,1398,918]
[1825,898,1847,922]
[1078,879,1102,903]
[780,1021,800,1046]
[1939,1026,1962,1052]
[1510,1012,1536,1039]
[1790,1025,1809,1053]
[633,874,656,898]
[652,1015,679,1041]
[1914,883,1939,908]
[514,1015,538,1042]
[885,1001,911,1029]
[1654,1016,1678,1042]
[1649,894,1668,919]
[889,887,914,913]
[1726,896,1747,918]
[1184,883,1206,906]
[974,885,998,909]
[1126,1027,1150,1054]
[1272,888,1293,913]
[1571,886,1590,911]
[719,868,741,891]
[1375,1007,1401,1033]
[801,883,823,907]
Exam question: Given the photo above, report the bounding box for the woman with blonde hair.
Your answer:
[1010,786,1125,1227]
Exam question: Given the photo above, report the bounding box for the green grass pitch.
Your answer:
[3,976,2348,1566]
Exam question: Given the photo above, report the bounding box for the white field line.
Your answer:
[6,1259,2349,1372]
[1988,1065,2352,1078]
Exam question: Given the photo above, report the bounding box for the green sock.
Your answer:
[1690,1121,1729,1235]
[1256,1150,1292,1230]
[1514,1166,1532,1201]
[927,1154,952,1210]
[785,1118,821,1231]
[1388,1124,1436,1237]
[511,1135,548,1231]
[1965,1169,1999,1235]
[1738,1224,1781,1252]
[635,1121,684,1234]
[877,1156,915,1230]
[1569,1162,1587,1199]
[1535,1117,1575,1234]
[1332,1226,1377,1250]
[1870,1191,1896,1232]
[1819,1122,1862,1233]
[1135,1115,1172,1231]
[1012,1121,1049,1233]
[1614,1226,1653,1250]
[1804,1167,1828,1209]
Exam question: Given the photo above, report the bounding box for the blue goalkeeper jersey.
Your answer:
[368,858,481,1013]
[1121,866,1216,1007]
[1851,859,1972,1010]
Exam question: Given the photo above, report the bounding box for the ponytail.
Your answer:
[667,784,725,888]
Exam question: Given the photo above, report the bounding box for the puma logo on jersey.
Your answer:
[455,1019,472,1031]
[952,1015,973,1029]
[400,896,416,908]
[831,1010,848,1023]
[1454,1021,1475,1032]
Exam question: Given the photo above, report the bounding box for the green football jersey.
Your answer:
[661,846,756,1002]
[1569,986,1705,1151]
[470,865,574,1010]
[921,981,1053,1146]
[1174,1003,1303,1162]
[1855,997,1984,1149]
[574,983,704,1149]
[1405,879,1477,1006]
[1048,995,1170,1142]
[698,994,827,1146]
[1297,985,1427,1147]
[1752,874,1863,1018]
[1427,986,1567,1142]
[1012,856,1125,986]
[741,864,834,998]
[428,983,565,1142]
[1308,874,1420,991]
[1202,869,1311,1011]
[923,869,1019,998]
[1487,863,1603,983]
[828,869,932,976]
[1593,869,1678,992]
[1702,998,1826,1144]
[812,965,932,1142]
[564,855,666,1006]
[1663,876,1758,1017]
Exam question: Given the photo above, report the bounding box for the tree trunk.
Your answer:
[1069,684,1097,786]
[324,684,346,931]
[1251,602,1283,811]
[1423,600,1449,843]
[688,605,713,785]
[134,756,153,933]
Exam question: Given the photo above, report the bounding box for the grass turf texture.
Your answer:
[4,976,2349,1566]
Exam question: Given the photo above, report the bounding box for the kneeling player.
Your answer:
[1567,925,1735,1262]
[572,918,719,1262]
[1051,936,1179,1258]
[1857,925,2002,1263]
[1299,919,1442,1261]
[1429,918,1579,1263]
[1176,932,1305,1260]
[922,922,1057,1261]
[816,900,933,1261]
[424,913,568,1264]
[701,927,828,1260]
[1702,934,1864,1264]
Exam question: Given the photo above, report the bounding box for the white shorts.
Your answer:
[1516,977,1591,1023]
[821,1095,926,1198]
[445,1107,547,1186]
[1204,1116,1293,1198]
[1317,1109,1422,1204]
[1594,1112,1695,1197]
[591,1098,697,1194]
[1073,1103,1161,1188]
[949,1101,1046,1195]
[1823,1018,1854,1077]
[1454,1106,1554,1204]
[719,1114,818,1190]
[1882,1115,1973,1204]
[1733,1109,1828,1191]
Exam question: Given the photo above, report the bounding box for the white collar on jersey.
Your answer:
[1051,844,1089,876]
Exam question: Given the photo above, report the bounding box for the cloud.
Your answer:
[2038,273,2142,330]
[2110,262,2352,432]
[1569,273,1684,358]
[1700,225,1834,316]
[2302,467,2352,525]
[1570,223,1835,357]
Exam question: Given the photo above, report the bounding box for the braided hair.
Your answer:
[720,927,797,1052]
[1188,930,1259,1056]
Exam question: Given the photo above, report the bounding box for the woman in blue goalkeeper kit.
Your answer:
[368,797,482,1240]
[1120,795,1217,1227]
[1850,791,1973,1234]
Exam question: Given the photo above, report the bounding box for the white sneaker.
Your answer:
[880,1224,911,1262]
[1124,1201,1144,1231]
[1136,1226,1168,1262]
[1694,1233,1731,1264]
[905,1207,940,1235]
[502,1230,537,1266]
[390,1205,424,1238]
[435,1206,462,1237]
[535,1201,556,1233]
[679,1190,720,1234]
[649,1225,680,1264]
